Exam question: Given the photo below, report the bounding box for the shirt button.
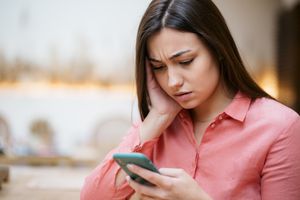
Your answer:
[218,115,223,120]
[210,123,216,128]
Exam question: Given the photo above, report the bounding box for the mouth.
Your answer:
[173,91,193,102]
[174,91,191,96]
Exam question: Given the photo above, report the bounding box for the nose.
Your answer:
[168,68,183,89]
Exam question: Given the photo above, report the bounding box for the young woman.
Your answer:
[81,0,300,199]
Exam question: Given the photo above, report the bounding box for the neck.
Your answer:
[191,85,234,123]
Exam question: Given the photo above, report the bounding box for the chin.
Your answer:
[179,101,199,110]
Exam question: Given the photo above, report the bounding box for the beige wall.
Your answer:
[214,0,281,74]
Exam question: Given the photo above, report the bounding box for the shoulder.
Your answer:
[258,100,300,199]
[248,97,299,131]
[251,97,299,118]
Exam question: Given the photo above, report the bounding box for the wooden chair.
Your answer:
[0,165,9,190]
[0,115,12,156]
[0,116,11,189]
[92,116,131,160]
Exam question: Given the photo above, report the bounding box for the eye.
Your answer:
[179,59,194,66]
[151,64,166,71]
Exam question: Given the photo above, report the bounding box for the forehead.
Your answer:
[147,28,202,57]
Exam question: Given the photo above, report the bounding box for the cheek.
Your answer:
[154,73,169,92]
[208,67,220,85]
[190,61,220,89]
[210,63,220,83]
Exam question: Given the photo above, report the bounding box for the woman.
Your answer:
[81,0,300,199]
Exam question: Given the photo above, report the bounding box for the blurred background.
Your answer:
[0,0,299,199]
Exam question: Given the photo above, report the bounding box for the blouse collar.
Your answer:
[224,91,252,122]
[178,91,252,123]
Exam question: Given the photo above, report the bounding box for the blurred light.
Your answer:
[0,81,135,93]
[257,67,279,99]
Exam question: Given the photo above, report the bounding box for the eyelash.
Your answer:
[151,64,165,71]
[179,59,194,65]
[151,59,194,71]
[153,66,164,71]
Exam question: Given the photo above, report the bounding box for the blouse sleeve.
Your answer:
[80,122,159,200]
[261,117,300,200]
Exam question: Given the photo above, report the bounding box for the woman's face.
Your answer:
[147,28,221,109]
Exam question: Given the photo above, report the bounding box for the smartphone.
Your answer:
[113,152,159,186]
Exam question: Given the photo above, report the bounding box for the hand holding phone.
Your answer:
[113,153,159,186]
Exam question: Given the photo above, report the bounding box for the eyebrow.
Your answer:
[148,49,191,63]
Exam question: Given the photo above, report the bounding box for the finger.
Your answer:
[126,176,159,197]
[140,195,156,200]
[145,59,153,83]
[129,192,154,200]
[127,164,171,189]
[129,192,140,200]
[145,59,157,91]
[158,168,186,177]
[135,192,156,200]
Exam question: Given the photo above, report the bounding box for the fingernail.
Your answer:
[127,164,134,170]
[126,176,130,182]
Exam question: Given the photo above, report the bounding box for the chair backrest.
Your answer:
[0,115,11,155]
[28,119,55,156]
[92,116,131,159]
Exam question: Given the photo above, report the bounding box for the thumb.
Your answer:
[158,168,185,178]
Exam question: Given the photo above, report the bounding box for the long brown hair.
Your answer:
[136,0,273,120]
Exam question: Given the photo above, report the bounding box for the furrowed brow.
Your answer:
[148,49,191,63]
[148,57,162,63]
[169,50,191,60]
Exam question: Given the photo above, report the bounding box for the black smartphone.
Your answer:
[113,152,159,186]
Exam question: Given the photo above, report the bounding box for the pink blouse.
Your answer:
[81,93,300,200]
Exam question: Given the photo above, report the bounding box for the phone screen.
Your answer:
[113,153,159,186]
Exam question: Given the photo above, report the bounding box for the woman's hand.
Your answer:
[146,60,182,118]
[126,164,212,200]
[138,61,182,142]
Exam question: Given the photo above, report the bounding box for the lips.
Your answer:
[174,91,193,102]
[174,91,191,96]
